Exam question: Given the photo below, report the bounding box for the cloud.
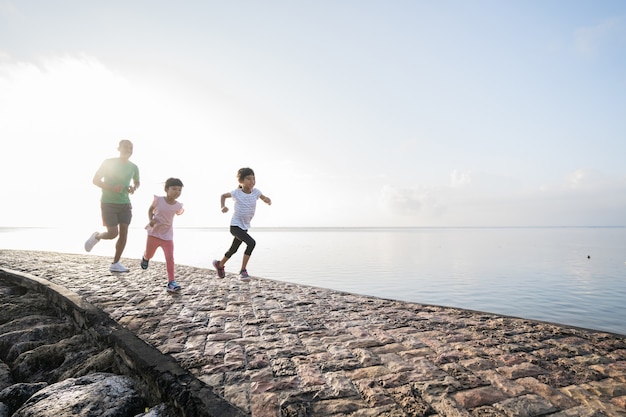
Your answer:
[0,1,21,24]
[0,53,184,227]
[380,170,521,221]
[380,184,446,218]
[0,52,334,228]
[563,167,605,189]
[0,53,141,140]
[450,170,472,188]
[379,168,626,227]
[573,16,626,57]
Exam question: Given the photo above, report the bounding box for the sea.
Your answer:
[1,226,625,336]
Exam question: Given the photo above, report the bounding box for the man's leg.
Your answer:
[114,223,129,264]
[98,226,119,240]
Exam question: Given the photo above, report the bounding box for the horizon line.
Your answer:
[2,225,624,231]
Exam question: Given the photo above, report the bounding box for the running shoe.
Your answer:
[213,260,225,278]
[167,281,181,292]
[240,269,249,280]
[109,262,130,273]
[84,232,99,252]
[140,257,149,270]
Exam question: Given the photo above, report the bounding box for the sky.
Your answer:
[1,1,626,228]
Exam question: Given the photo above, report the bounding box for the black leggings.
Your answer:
[224,226,256,258]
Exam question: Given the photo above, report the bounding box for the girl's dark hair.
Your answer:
[165,178,184,189]
[237,167,255,182]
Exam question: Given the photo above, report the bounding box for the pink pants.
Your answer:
[144,235,175,281]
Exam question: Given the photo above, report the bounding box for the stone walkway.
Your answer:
[1,249,625,417]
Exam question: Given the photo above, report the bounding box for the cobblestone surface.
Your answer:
[1,249,626,416]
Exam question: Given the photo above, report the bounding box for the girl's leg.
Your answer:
[219,226,245,267]
[161,239,175,281]
[219,237,242,267]
[144,235,161,261]
[231,228,255,272]
[241,254,251,272]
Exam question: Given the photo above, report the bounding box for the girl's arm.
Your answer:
[148,202,157,226]
[220,192,231,213]
[260,194,272,205]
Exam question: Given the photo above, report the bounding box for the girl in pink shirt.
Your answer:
[141,178,184,292]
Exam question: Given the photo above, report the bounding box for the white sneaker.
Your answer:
[84,232,99,252]
[109,262,130,273]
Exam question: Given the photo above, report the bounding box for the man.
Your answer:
[84,139,140,272]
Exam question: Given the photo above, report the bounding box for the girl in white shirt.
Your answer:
[213,168,271,280]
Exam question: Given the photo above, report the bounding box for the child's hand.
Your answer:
[128,185,136,194]
[221,206,229,213]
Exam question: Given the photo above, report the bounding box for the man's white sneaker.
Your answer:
[109,262,130,273]
[84,232,99,252]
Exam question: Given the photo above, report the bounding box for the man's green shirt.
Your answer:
[98,158,140,204]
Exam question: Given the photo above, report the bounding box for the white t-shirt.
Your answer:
[230,188,262,230]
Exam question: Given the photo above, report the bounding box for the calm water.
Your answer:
[1,226,625,335]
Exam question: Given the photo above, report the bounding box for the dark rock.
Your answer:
[11,333,109,383]
[0,318,75,361]
[137,403,172,416]
[13,372,145,417]
[57,347,119,380]
[0,361,12,391]
[0,281,159,416]
[0,381,47,415]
